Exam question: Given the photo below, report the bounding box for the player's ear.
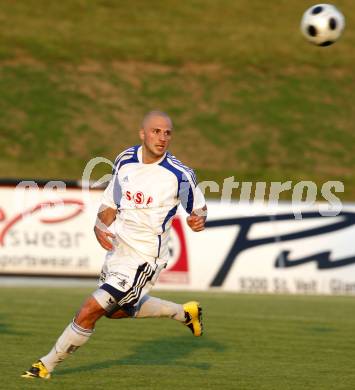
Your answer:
[139,128,145,141]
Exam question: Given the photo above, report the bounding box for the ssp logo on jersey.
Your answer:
[124,190,153,207]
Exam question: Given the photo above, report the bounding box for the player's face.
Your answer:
[140,116,172,162]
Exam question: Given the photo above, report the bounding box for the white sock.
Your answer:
[40,320,93,372]
[134,295,185,322]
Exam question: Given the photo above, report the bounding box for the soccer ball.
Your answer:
[300,4,345,46]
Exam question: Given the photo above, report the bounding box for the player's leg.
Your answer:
[22,294,106,379]
[102,253,204,336]
[132,257,204,336]
[106,294,203,337]
[104,295,184,320]
[22,248,139,379]
[134,294,185,320]
[135,295,203,336]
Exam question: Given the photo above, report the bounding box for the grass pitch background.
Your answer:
[1,287,355,389]
[0,0,354,198]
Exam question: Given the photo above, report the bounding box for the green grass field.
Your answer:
[0,1,354,199]
[1,287,355,389]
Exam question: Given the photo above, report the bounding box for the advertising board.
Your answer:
[1,184,354,295]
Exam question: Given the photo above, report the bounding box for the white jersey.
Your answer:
[101,145,205,260]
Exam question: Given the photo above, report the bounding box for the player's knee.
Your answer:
[92,287,137,319]
[75,296,105,328]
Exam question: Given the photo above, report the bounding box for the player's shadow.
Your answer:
[0,317,28,336]
[56,335,225,375]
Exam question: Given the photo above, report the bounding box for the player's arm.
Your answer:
[180,169,207,232]
[94,204,117,251]
[95,165,121,250]
[187,205,207,232]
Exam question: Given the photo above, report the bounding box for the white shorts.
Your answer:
[98,240,167,310]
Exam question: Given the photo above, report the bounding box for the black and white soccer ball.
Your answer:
[300,4,345,46]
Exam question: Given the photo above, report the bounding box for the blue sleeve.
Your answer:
[179,173,194,214]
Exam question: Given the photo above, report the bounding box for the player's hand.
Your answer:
[94,224,115,251]
[186,214,206,232]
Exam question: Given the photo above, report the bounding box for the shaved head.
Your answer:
[139,110,173,163]
[141,111,173,130]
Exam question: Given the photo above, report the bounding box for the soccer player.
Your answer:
[22,111,207,379]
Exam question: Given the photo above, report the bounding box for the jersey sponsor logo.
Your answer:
[133,191,144,204]
[124,191,154,206]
